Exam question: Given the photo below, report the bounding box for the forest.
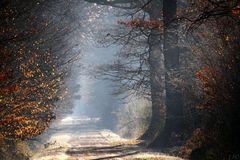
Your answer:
[0,0,240,160]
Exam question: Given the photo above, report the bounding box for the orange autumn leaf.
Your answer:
[232,4,240,16]
[118,19,163,30]
[0,73,8,81]
[195,66,215,88]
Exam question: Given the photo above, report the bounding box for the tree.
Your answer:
[85,0,185,146]
[84,0,165,144]
[179,0,240,159]
[0,0,81,140]
[150,0,185,147]
[136,1,167,146]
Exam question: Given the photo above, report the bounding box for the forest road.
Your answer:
[31,116,183,160]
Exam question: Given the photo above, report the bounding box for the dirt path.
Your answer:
[31,117,183,160]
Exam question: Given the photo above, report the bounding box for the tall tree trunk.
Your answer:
[140,0,185,147]
[139,0,167,146]
[150,0,185,147]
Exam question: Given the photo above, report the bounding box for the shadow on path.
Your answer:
[66,144,140,159]
[31,117,183,160]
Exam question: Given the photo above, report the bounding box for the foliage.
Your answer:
[0,0,79,141]
[179,1,240,159]
[0,46,61,140]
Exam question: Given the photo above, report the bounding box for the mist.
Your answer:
[1,0,240,160]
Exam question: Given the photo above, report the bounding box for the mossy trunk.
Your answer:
[151,0,185,148]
